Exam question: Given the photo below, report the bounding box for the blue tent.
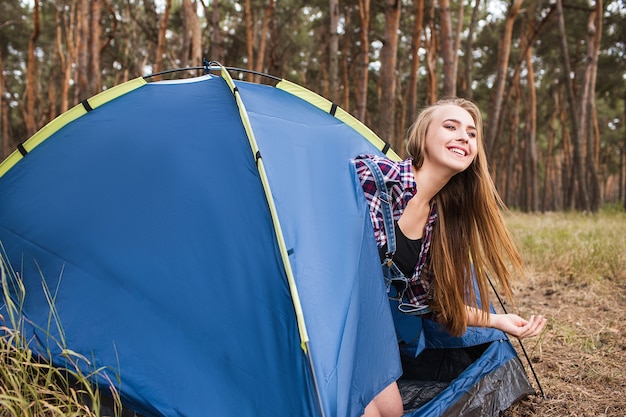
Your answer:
[0,65,533,417]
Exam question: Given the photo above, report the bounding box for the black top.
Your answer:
[379,223,423,277]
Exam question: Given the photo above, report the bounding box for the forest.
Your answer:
[1,0,625,212]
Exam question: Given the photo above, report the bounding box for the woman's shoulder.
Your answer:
[352,154,409,183]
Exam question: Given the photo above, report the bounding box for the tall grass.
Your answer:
[0,253,122,417]
[506,210,626,283]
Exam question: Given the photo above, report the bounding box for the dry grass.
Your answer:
[502,211,626,417]
[0,255,122,417]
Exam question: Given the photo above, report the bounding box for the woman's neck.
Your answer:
[411,163,451,203]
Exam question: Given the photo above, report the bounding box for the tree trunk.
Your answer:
[583,1,602,212]
[244,0,253,80]
[559,89,575,209]
[438,0,455,96]
[75,0,90,100]
[339,9,351,111]
[253,0,274,82]
[452,0,464,95]
[89,0,102,94]
[100,0,117,54]
[355,0,370,122]
[505,75,521,207]
[525,45,539,212]
[379,0,401,146]
[24,0,40,137]
[207,0,224,63]
[623,92,626,210]
[191,1,203,67]
[55,2,76,114]
[524,1,539,212]
[406,0,423,128]
[485,0,523,156]
[181,1,191,65]
[425,1,438,104]
[0,48,10,159]
[154,0,171,77]
[463,0,481,99]
[555,0,588,210]
[341,31,350,111]
[328,0,340,103]
[542,102,558,211]
[182,0,202,68]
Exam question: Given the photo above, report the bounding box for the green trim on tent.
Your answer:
[275,79,401,162]
[218,65,311,352]
[0,77,147,178]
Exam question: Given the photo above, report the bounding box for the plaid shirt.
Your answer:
[353,154,437,306]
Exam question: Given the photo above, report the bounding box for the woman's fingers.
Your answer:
[518,314,547,339]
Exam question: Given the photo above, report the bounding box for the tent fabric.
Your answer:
[0,66,533,417]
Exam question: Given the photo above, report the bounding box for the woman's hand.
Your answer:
[490,313,547,339]
[466,306,547,339]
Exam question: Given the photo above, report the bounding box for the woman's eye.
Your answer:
[468,131,477,138]
[445,125,455,130]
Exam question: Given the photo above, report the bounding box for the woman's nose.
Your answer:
[458,131,470,142]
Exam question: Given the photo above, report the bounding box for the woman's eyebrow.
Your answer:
[443,118,477,131]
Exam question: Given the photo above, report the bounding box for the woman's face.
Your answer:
[422,104,478,176]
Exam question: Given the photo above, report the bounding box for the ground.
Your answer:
[502,272,626,417]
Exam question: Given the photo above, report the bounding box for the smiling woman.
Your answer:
[420,105,478,178]
[352,97,546,417]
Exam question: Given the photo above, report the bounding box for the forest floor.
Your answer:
[502,271,626,417]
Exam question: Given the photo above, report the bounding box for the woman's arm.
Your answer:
[465,306,547,339]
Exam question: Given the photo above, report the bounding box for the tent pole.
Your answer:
[487,275,546,398]
[305,342,327,417]
[217,63,327,417]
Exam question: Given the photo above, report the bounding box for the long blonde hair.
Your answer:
[406,97,522,336]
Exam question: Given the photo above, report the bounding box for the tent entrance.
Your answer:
[398,342,491,412]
